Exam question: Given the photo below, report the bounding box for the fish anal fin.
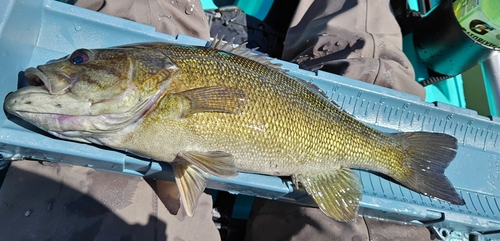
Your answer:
[172,160,209,217]
[176,86,246,117]
[179,150,238,178]
[300,168,361,222]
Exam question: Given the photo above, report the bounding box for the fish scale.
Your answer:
[173,53,345,166]
[3,39,465,222]
[160,45,374,164]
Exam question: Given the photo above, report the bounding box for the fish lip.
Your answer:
[24,67,50,91]
[24,67,72,95]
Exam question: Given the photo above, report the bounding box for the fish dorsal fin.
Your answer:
[172,150,238,216]
[209,36,285,72]
[208,37,350,116]
[176,86,247,117]
[294,77,330,100]
[292,77,353,117]
[297,168,362,222]
[208,37,348,109]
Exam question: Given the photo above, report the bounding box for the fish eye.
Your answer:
[69,49,93,65]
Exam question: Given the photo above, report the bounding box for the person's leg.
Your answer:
[244,198,369,241]
[0,161,220,240]
[76,0,210,40]
[245,198,434,241]
[282,0,425,99]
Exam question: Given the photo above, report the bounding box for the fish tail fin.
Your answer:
[389,132,465,205]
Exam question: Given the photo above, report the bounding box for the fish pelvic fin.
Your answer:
[176,86,247,117]
[172,151,238,217]
[178,151,238,177]
[298,168,362,222]
[172,160,209,217]
[390,132,465,205]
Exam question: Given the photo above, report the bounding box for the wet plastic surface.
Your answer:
[1,0,500,238]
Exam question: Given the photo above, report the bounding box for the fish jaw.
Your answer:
[3,86,106,142]
[4,85,139,143]
[4,70,175,144]
[4,86,92,116]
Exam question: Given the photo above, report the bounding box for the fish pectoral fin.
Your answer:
[176,86,246,117]
[179,151,238,178]
[172,161,209,217]
[300,168,362,222]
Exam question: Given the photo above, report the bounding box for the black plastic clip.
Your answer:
[420,212,445,226]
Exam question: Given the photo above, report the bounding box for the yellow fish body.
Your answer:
[3,39,465,222]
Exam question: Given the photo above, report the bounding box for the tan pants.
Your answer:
[0,161,220,241]
[282,0,425,100]
[244,198,434,241]
[75,0,211,41]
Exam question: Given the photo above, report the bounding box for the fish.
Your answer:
[3,38,465,222]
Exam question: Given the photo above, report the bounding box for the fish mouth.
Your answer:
[24,67,71,95]
[24,67,50,90]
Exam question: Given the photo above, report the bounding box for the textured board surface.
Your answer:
[1,0,500,237]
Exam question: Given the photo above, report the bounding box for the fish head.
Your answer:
[4,45,179,143]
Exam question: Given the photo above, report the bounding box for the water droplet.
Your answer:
[24,210,33,217]
[185,3,196,14]
[46,202,53,211]
[158,14,172,21]
[74,24,82,32]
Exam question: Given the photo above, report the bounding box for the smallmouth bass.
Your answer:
[3,39,465,222]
